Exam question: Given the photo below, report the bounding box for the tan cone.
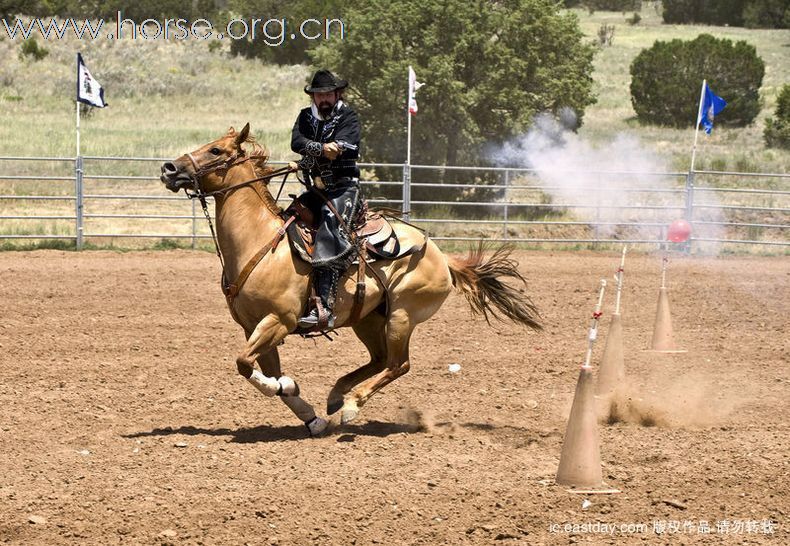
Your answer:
[647,287,685,353]
[596,313,625,395]
[556,366,603,488]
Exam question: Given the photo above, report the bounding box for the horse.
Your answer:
[160,123,541,436]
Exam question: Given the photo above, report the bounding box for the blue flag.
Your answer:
[697,82,726,134]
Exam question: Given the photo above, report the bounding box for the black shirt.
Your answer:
[291,101,361,184]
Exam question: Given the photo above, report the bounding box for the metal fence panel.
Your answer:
[0,156,787,251]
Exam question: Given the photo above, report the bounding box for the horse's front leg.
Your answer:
[235,314,327,436]
[257,347,328,437]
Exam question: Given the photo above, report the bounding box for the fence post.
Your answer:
[191,198,197,250]
[685,170,695,253]
[75,155,84,250]
[503,169,509,240]
[402,162,411,221]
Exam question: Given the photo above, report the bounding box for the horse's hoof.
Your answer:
[340,407,358,425]
[326,396,343,416]
[277,376,299,397]
[305,416,328,437]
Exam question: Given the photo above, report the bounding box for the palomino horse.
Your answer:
[160,124,541,436]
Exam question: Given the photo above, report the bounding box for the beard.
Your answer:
[318,101,334,117]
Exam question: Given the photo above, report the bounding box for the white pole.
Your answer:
[614,245,627,315]
[689,79,706,173]
[76,100,80,158]
[583,279,607,369]
[406,68,412,166]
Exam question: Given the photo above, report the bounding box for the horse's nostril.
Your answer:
[162,162,178,174]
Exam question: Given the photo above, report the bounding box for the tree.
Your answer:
[662,0,746,26]
[630,34,764,128]
[309,0,596,168]
[228,0,348,65]
[662,0,788,28]
[742,0,790,28]
[764,84,790,149]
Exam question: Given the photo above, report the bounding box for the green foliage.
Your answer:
[14,0,222,19]
[227,0,347,65]
[310,0,595,167]
[662,0,746,25]
[308,0,595,211]
[662,0,788,28]
[18,37,48,60]
[597,23,615,46]
[630,34,764,128]
[764,84,790,149]
[626,12,641,25]
[742,0,790,28]
[585,0,641,12]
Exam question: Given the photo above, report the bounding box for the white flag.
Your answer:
[408,65,424,115]
[77,53,107,108]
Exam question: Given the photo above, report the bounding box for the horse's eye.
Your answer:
[209,147,222,155]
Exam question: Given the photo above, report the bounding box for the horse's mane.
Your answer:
[240,133,270,167]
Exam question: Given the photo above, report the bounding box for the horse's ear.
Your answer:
[234,123,250,146]
[227,126,236,136]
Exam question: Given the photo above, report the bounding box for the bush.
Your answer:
[597,23,615,46]
[626,11,641,25]
[18,38,48,61]
[662,0,787,28]
[662,0,746,25]
[764,84,790,149]
[630,34,764,128]
[585,0,641,11]
[228,0,347,65]
[742,0,790,28]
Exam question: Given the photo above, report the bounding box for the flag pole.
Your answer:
[689,79,706,172]
[404,66,413,220]
[406,68,412,166]
[76,99,81,158]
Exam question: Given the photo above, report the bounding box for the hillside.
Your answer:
[0,5,787,172]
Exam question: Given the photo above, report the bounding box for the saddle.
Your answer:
[284,197,422,265]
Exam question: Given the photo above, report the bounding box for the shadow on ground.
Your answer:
[121,420,424,443]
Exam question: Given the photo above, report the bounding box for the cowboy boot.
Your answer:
[298,268,337,330]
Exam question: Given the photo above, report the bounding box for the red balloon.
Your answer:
[667,219,692,243]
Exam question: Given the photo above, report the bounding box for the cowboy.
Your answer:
[291,69,362,330]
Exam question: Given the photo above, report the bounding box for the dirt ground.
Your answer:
[0,249,787,545]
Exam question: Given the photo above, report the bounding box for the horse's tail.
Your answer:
[447,243,542,330]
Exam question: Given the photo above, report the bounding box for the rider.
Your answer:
[291,69,362,330]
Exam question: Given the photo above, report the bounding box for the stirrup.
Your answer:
[297,308,335,330]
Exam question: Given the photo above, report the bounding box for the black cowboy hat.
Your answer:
[304,69,348,94]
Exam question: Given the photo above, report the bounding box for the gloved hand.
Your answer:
[288,161,299,172]
[322,142,341,160]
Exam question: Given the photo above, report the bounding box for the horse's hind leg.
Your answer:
[340,307,413,424]
[326,312,388,415]
[257,348,328,436]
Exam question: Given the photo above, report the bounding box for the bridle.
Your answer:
[183,149,293,201]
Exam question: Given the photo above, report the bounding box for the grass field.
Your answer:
[0,4,787,250]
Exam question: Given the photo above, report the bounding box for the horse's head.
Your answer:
[160,123,263,194]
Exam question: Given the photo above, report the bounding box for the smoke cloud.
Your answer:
[488,113,689,241]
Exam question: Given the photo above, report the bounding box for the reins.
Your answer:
[183,150,295,317]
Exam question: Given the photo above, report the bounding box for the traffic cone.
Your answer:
[596,313,625,395]
[646,287,686,353]
[556,365,603,489]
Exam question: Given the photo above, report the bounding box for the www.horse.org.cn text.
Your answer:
[1,12,346,46]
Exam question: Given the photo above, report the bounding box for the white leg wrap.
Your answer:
[280,395,317,422]
[277,376,298,397]
[246,369,280,397]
